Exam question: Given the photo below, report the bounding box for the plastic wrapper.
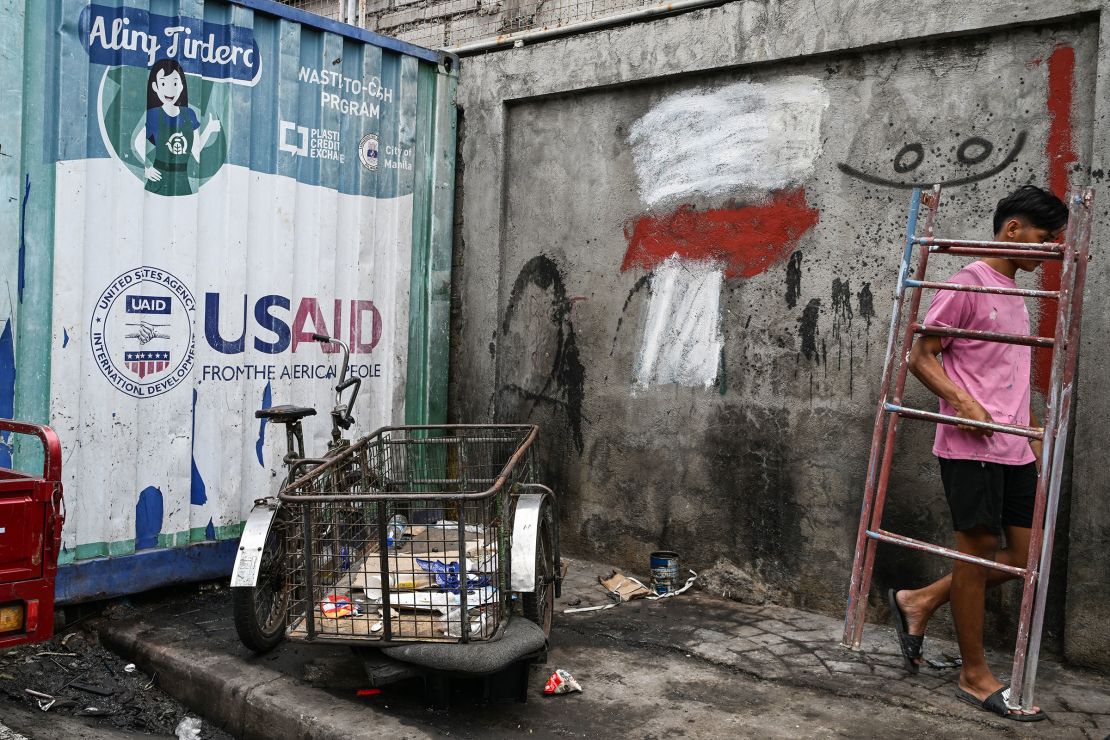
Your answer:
[416,558,492,592]
[543,669,582,695]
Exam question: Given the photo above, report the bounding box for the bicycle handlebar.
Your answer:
[312,334,360,432]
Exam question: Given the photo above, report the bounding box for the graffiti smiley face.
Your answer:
[838,130,1027,189]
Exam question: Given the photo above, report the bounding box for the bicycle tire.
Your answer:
[232,511,290,654]
[521,504,555,638]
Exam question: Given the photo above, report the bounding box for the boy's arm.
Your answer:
[908,335,994,436]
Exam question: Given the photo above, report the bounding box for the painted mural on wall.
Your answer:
[622,78,827,389]
[493,24,1094,588]
[606,40,1085,400]
[42,1,420,563]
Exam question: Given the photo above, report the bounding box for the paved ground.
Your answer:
[16,557,1109,738]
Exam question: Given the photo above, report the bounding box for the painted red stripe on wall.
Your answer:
[1037,44,1077,394]
[622,188,819,279]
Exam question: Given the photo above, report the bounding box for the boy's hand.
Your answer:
[953,396,994,436]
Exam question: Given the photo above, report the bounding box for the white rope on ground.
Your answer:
[563,570,698,614]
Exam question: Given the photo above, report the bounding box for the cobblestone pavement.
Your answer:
[558,559,1110,738]
[88,556,1110,738]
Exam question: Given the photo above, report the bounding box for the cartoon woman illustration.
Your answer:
[132,59,221,196]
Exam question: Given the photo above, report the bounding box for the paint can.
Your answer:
[649,551,680,594]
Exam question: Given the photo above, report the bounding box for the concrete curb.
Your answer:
[98,621,421,740]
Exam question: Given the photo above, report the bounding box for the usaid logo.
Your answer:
[89,267,197,398]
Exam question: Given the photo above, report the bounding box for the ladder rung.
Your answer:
[915,236,1064,253]
[927,246,1063,260]
[903,279,1060,300]
[914,323,1055,348]
[867,529,1028,577]
[885,403,1044,440]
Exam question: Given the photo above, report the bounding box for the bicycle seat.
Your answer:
[255,405,317,423]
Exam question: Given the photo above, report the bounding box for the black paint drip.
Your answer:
[831,277,853,332]
[858,283,876,355]
[785,251,803,308]
[798,298,821,362]
[831,277,853,374]
[857,283,875,327]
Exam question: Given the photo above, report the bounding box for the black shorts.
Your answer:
[938,457,1038,534]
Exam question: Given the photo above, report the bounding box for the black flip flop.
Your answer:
[955,686,1048,722]
[887,588,923,674]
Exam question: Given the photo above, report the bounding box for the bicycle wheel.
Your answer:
[232,510,290,653]
[521,503,555,637]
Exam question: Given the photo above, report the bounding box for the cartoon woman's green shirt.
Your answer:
[145,107,200,196]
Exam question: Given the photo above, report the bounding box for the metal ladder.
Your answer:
[841,184,1094,712]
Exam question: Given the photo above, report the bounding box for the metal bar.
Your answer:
[916,236,1064,252]
[280,426,540,500]
[1006,189,1082,708]
[847,185,941,649]
[903,279,1060,300]
[885,403,1044,440]
[378,500,392,641]
[457,505,470,643]
[927,246,1063,260]
[1013,188,1093,711]
[867,529,1027,578]
[394,477,497,485]
[303,506,316,640]
[913,323,1055,349]
[842,188,924,649]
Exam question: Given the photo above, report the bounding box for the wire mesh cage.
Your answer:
[278,425,538,645]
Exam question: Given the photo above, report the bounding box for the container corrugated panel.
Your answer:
[1,0,457,603]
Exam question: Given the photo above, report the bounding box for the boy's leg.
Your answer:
[895,524,1032,639]
[950,526,1003,697]
[951,526,1042,716]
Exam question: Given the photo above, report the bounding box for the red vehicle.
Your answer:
[0,420,64,648]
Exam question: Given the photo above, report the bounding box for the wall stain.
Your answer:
[703,405,803,585]
[785,250,803,308]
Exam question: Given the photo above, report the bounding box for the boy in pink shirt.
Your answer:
[889,186,1068,722]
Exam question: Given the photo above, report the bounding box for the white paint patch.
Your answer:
[635,257,723,388]
[629,77,829,207]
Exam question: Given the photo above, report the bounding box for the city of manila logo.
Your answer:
[359,133,379,171]
[90,267,197,398]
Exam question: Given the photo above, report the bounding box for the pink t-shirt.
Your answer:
[923,261,1035,465]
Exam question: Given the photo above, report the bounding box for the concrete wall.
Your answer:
[283,0,653,50]
[450,1,1110,667]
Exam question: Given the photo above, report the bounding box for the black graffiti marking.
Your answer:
[957,136,994,165]
[610,272,653,357]
[893,143,924,173]
[837,130,1026,189]
[496,255,586,454]
[785,251,803,309]
[857,283,875,325]
[798,298,821,362]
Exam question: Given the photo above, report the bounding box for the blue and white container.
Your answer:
[0,0,457,603]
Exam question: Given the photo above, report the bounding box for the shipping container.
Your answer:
[0,0,457,603]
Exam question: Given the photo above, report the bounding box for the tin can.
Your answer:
[649,551,680,594]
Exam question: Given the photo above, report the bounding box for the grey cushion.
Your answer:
[381,618,546,674]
